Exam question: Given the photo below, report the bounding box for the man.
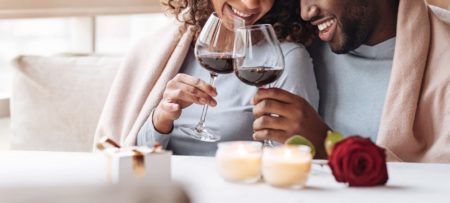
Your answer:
[251,0,450,162]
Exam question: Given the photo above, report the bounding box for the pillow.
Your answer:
[11,55,122,152]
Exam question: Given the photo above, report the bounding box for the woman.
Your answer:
[94,0,319,155]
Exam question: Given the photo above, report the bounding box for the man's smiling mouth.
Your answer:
[312,17,338,42]
[318,18,336,31]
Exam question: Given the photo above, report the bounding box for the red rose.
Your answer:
[328,136,388,187]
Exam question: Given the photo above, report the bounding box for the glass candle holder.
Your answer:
[262,145,312,189]
[216,141,262,183]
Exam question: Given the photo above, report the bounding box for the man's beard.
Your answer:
[330,0,375,54]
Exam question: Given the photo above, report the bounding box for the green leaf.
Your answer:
[325,131,344,156]
[285,135,316,157]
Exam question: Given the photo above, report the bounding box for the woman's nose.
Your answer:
[241,0,259,9]
[300,0,319,21]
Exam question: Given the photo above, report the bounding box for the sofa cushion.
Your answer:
[11,55,122,152]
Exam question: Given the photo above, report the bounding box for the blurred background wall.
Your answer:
[0,0,168,150]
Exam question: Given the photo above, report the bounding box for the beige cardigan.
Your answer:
[377,2,450,163]
[94,21,195,147]
[94,0,450,163]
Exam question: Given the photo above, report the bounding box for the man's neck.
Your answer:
[366,0,399,46]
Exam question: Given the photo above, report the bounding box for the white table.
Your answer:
[0,151,449,203]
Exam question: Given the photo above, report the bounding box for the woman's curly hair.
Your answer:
[161,0,315,46]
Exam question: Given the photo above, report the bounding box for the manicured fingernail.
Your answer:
[210,99,217,107]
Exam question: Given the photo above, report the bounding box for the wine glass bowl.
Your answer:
[234,24,285,87]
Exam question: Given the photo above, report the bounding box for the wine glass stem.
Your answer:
[264,140,274,147]
[195,73,217,132]
[261,84,274,147]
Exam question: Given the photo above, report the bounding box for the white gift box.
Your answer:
[101,145,172,184]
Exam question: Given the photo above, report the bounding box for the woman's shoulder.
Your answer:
[279,42,310,59]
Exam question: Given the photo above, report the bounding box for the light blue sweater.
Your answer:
[311,38,396,141]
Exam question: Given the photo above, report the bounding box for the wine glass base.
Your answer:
[179,126,221,142]
[263,140,275,147]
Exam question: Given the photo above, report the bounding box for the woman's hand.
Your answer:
[251,88,329,158]
[153,74,217,133]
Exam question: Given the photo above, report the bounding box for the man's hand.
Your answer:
[153,74,217,133]
[252,88,329,158]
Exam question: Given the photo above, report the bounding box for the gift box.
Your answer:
[97,138,172,184]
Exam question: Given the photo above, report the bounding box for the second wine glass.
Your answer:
[233,24,285,147]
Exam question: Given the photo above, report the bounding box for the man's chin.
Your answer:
[324,33,349,54]
[329,43,349,55]
[328,38,360,54]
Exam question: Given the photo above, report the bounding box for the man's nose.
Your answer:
[300,0,319,21]
[241,0,259,9]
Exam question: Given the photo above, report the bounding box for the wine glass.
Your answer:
[233,24,285,147]
[179,13,244,142]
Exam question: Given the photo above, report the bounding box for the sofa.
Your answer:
[10,54,122,152]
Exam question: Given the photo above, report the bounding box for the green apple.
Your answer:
[325,131,344,156]
[285,135,316,157]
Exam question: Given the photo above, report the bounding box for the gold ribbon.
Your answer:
[97,137,162,180]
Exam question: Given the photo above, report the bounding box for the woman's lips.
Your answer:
[231,7,252,18]
[223,3,256,24]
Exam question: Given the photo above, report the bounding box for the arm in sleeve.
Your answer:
[137,110,171,149]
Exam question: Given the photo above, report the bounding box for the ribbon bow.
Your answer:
[97,137,162,179]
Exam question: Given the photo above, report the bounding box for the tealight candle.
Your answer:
[262,145,312,189]
[216,141,262,183]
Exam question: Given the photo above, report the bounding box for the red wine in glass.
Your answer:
[197,54,234,75]
[235,66,283,87]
